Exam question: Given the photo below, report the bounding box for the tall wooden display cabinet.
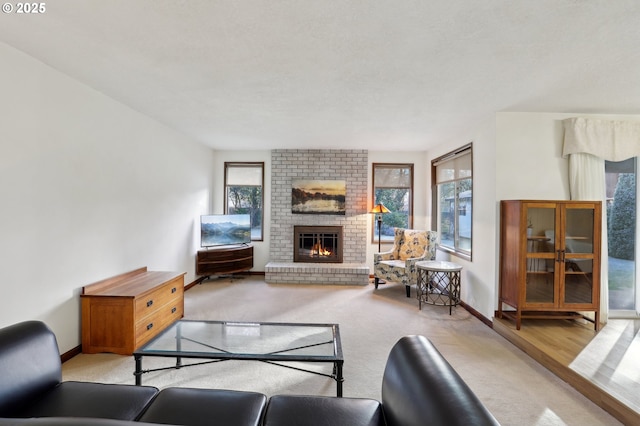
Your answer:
[498,200,601,330]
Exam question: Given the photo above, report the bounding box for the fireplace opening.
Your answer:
[294,226,343,263]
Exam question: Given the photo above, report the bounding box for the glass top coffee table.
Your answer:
[133,319,344,397]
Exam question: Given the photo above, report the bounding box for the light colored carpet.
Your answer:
[63,277,620,425]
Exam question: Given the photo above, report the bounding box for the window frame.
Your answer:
[431,143,473,261]
[372,163,414,243]
[605,157,638,316]
[224,162,265,242]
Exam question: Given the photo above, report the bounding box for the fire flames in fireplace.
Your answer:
[311,239,332,256]
[294,225,343,263]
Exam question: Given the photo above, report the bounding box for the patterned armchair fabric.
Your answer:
[374,228,438,297]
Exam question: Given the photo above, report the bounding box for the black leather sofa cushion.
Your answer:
[10,382,158,421]
[381,335,499,426]
[138,387,267,426]
[263,395,385,426]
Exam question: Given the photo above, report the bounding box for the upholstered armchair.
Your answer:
[374,228,438,297]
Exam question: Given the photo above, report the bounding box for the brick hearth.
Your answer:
[265,262,370,285]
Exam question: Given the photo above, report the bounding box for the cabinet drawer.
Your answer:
[135,301,184,348]
[198,246,252,262]
[135,278,184,317]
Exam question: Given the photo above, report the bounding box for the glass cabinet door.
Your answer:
[563,207,595,304]
[525,206,556,304]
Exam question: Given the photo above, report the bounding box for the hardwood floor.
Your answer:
[493,317,640,426]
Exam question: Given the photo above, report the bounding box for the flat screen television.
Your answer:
[200,214,251,247]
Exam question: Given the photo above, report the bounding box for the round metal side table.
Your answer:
[416,260,462,314]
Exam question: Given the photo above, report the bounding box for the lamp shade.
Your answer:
[369,203,390,214]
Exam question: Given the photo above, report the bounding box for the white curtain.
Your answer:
[568,153,608,324]
[564,117,640,160]
[564,117,640,325]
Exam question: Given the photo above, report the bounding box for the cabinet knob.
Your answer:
[146,300,154,307]
[146,323,153,330]
[171,287,177,293]
[171,307,177,314]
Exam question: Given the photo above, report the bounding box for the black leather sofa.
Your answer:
[0,321,499,426]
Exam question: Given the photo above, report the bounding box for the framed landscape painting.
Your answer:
[292,180,346,215]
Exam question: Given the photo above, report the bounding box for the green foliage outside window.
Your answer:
[608,173,636,260]
[227,186,262,229]
[374,188,409,237]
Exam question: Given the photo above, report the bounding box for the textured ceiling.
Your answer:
[1,0,640,151]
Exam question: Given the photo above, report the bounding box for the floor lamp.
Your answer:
[370,203,390,285]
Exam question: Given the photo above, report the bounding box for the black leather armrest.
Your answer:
[381,335,500,426]
[0,321,62,416]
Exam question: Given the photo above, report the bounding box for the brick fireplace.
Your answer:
[265,149,369,285]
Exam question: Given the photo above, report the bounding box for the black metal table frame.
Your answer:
[133,320,344,397]
[416,264,461,314]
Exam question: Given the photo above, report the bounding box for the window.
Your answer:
[432,144,472,260]
[372,163,413,242]
[605,158,637,314]
[224,162,264,241]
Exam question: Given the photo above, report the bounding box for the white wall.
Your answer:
[426,118,497,320]
[0,43,214,353]
[496,112,572,201]
[495,111,640,200]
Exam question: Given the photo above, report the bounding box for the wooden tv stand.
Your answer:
[196,245,253,278]
[81,267,185,355]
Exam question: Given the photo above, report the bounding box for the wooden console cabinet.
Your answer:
[196,245,253,277]
[498,200,601,330]
[81,267,185,355]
